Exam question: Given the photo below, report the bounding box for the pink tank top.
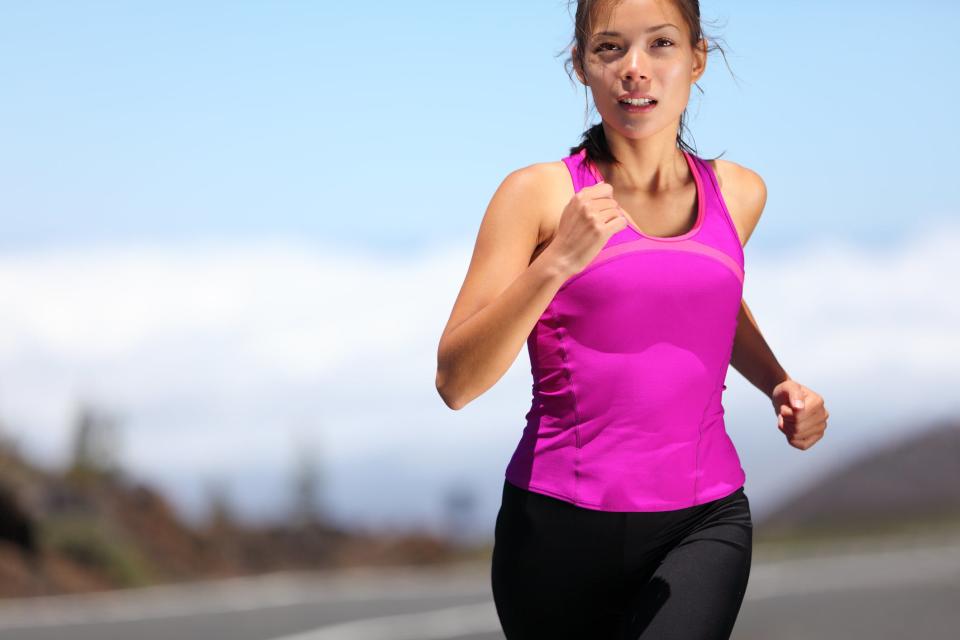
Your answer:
[504,147,747,511]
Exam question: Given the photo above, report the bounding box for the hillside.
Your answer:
[0,430,471,599]
[756,418,960,542]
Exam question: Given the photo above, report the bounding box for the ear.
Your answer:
[691,37,708,83]
[572,45,587,85]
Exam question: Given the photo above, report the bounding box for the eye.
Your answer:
[594,39,674,53]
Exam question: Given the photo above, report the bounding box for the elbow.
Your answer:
[437,385,467,412]
[435,367,466,411]
[435,366,470,411]
[438,386,466,411]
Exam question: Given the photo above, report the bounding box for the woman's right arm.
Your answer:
[435,164,574,411]
[435,164,625,410]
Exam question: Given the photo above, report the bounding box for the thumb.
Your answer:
[790,390,805,411]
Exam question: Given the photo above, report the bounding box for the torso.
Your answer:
[530,157,746,264]
[505,148,749,511]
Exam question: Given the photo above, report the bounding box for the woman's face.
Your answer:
[575,0,706,140]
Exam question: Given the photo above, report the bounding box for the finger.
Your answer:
[594,199,621,214]
[794,427,821,441]
[593,196,623,214]
[780,405,798,423]
[583,181,614,196]
[604,207,629,226]
[597,203,628,226]
[796,430,824,447]
[799,433,824,449]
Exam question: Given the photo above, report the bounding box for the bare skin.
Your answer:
[436,0,828,451]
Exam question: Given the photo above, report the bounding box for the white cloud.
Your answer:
[742,221,960,411]
[0,223,957,530]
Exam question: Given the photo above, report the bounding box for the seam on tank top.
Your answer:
[700,159,746,270]
[525,477,748,511]
[551,302,583,504]
[523,481,602,507]
[525,481,726,511]
[558,241,744,292]
[694,372,729,505]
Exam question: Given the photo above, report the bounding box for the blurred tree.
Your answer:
[290,432,327,528]
[203,476,235,534]
[66,401,123,484]
[0,480,37,557]
[442,481,477,546]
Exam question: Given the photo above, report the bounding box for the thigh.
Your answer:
[621,488,754,640]
[491,479,628,639]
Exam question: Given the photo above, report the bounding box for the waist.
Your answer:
[505,413,745,511]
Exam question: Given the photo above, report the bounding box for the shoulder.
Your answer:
[706,157,767,247]
[500,160,574,245]
[509,159,574,196]
[503,159,572,194]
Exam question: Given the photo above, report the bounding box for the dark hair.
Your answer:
[559,0,737,166]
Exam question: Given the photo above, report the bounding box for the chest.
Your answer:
[533,159,734,262]
[614,184,699,238]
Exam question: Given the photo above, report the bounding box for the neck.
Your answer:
[599,128,690,195]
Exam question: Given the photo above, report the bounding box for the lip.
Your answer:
[617,92,658,113]
[618,99,657,113]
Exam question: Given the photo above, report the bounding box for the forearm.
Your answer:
[436,250,572,410]
[729,298,792,399]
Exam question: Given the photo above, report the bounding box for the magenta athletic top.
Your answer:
[504,147,747,512]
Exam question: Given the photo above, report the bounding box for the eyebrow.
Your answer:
[592,24,680,38]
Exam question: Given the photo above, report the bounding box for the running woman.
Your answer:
[436,0,830,637]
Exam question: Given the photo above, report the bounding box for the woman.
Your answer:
[436,0,829,637]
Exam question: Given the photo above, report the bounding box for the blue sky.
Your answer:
[0,1,958,535]
[2,0,957,253]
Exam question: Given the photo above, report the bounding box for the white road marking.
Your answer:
[0,564,489,630]
[0,542,957,638]
[265,543,960,640]
[265,602,500,640]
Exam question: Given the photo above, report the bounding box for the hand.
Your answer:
[543,182,629,277]
[770,379,829,451]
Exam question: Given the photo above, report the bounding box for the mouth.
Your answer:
[618,97,658,112]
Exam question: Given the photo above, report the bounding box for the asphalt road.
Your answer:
[0,539,957,640]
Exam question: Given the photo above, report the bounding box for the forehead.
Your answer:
[589,0,685,37]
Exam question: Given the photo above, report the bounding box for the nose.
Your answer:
[620,44,649,81]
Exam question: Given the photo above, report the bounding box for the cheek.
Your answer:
[661,63,691,91]
[585,59,613,82]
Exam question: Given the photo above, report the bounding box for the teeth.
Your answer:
[621,97,655,106]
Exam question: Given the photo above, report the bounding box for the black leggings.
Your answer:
[491,479,753,639]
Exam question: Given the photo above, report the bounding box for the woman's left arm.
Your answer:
[718,161,830,451]
[731,299,829,450]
